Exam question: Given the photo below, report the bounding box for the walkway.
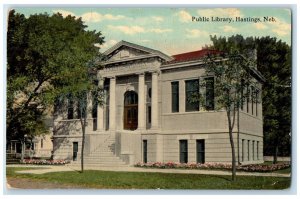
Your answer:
[6,164,290,178]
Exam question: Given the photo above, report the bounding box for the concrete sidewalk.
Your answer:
[6,164,291,178]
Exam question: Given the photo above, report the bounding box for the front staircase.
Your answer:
[72,133,127,167]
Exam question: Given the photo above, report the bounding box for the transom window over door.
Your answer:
[124,91,138,130]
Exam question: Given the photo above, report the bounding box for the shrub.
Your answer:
[20,159,71,165]
[134,162,290,172]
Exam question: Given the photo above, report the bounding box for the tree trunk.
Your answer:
[21,140,24,161]
[273,142,279,164]
[237,108,240,164]
[226,110,237,181]
[81,118,86,173]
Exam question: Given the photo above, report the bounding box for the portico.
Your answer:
[97,70,160,132]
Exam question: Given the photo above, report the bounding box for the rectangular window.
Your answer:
[179,140,188,163]
[251,86,255,115]
[242,139,245,162]
[185,79,199,112]
[256,90,259,116]
[41,139,43,149]
[247,140,250,161]
[67,95,74,119]
[54,98,61,115]
[253,140,255,160]
[257,141,259,160]
[143,140,147,163]
[77,93,87,119]
[171,82,179,112]
[148,106,151,123]
[73,142,78,161]
[246,85,250,113]
[92,93,98,131]
[205,77,214,110]
[196,139,205,164]
[240,80,245,110]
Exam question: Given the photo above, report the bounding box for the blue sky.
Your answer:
[14,7,291,55]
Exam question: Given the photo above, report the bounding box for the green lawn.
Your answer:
[6,167,290,189]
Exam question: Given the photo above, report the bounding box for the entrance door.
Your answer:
[124,91,138,130]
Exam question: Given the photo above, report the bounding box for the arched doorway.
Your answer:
[124,91,138,130]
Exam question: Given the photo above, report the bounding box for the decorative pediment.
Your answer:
[106,46,149,61]
[103,40,173,63]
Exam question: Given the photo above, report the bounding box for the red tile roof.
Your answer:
[169,49,221,64]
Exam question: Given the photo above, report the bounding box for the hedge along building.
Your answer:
[52,40,265,166]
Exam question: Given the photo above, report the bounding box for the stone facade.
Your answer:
[52,40,264,166]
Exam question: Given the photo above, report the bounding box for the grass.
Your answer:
[6,167,290,189]
[272,167,291,174]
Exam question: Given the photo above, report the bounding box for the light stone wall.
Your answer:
[135,132,263,164]
[115,131,142,164]
[52,136,82,161]
[52,44,264,166]
[34,134,53,158]
[239,133,263,164]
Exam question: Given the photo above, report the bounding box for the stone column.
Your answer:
[138,73,146,130]
[151,71,159,129]
[86,92,93,132]
[109,76,116,131]
[97,78,104,131]
[87,92,93,118]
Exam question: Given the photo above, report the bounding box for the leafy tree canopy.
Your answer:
[210,34,291,159]
[7,10,105,141]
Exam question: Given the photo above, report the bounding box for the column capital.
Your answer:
[136,72,145,76]
[149,70,160,75]
[107,76,116,80]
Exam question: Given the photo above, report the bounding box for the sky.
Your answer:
[13,7,292,56]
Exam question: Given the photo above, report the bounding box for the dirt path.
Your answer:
[7,177,88,189]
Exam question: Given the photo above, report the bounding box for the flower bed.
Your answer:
[20,159,71,165]
[134,162,290,172]
[238,163,290,172]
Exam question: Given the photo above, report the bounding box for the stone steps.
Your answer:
[79,133,126,167]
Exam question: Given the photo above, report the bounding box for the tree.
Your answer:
[7,10,104,150]
[55,67,105,172]
[255,37,291,163]
[210,35,292,163]
[200,51,255,181]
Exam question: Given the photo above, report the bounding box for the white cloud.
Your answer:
[108,25,145,35]
[108,25,172,35]
[254,23,267,30]
[270,17,291,36]
[177,10,192,23]
[102,14,126,20]
[53,10,126,23]
[152,16,164,22]
[81,12,102,22]
[222,25,237,32]
[149,28,172,33]
[140,39,151,43]
[53,9,76,18]
[98,39,118,49]
[197,8,243,18]
[186,29,209,38]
